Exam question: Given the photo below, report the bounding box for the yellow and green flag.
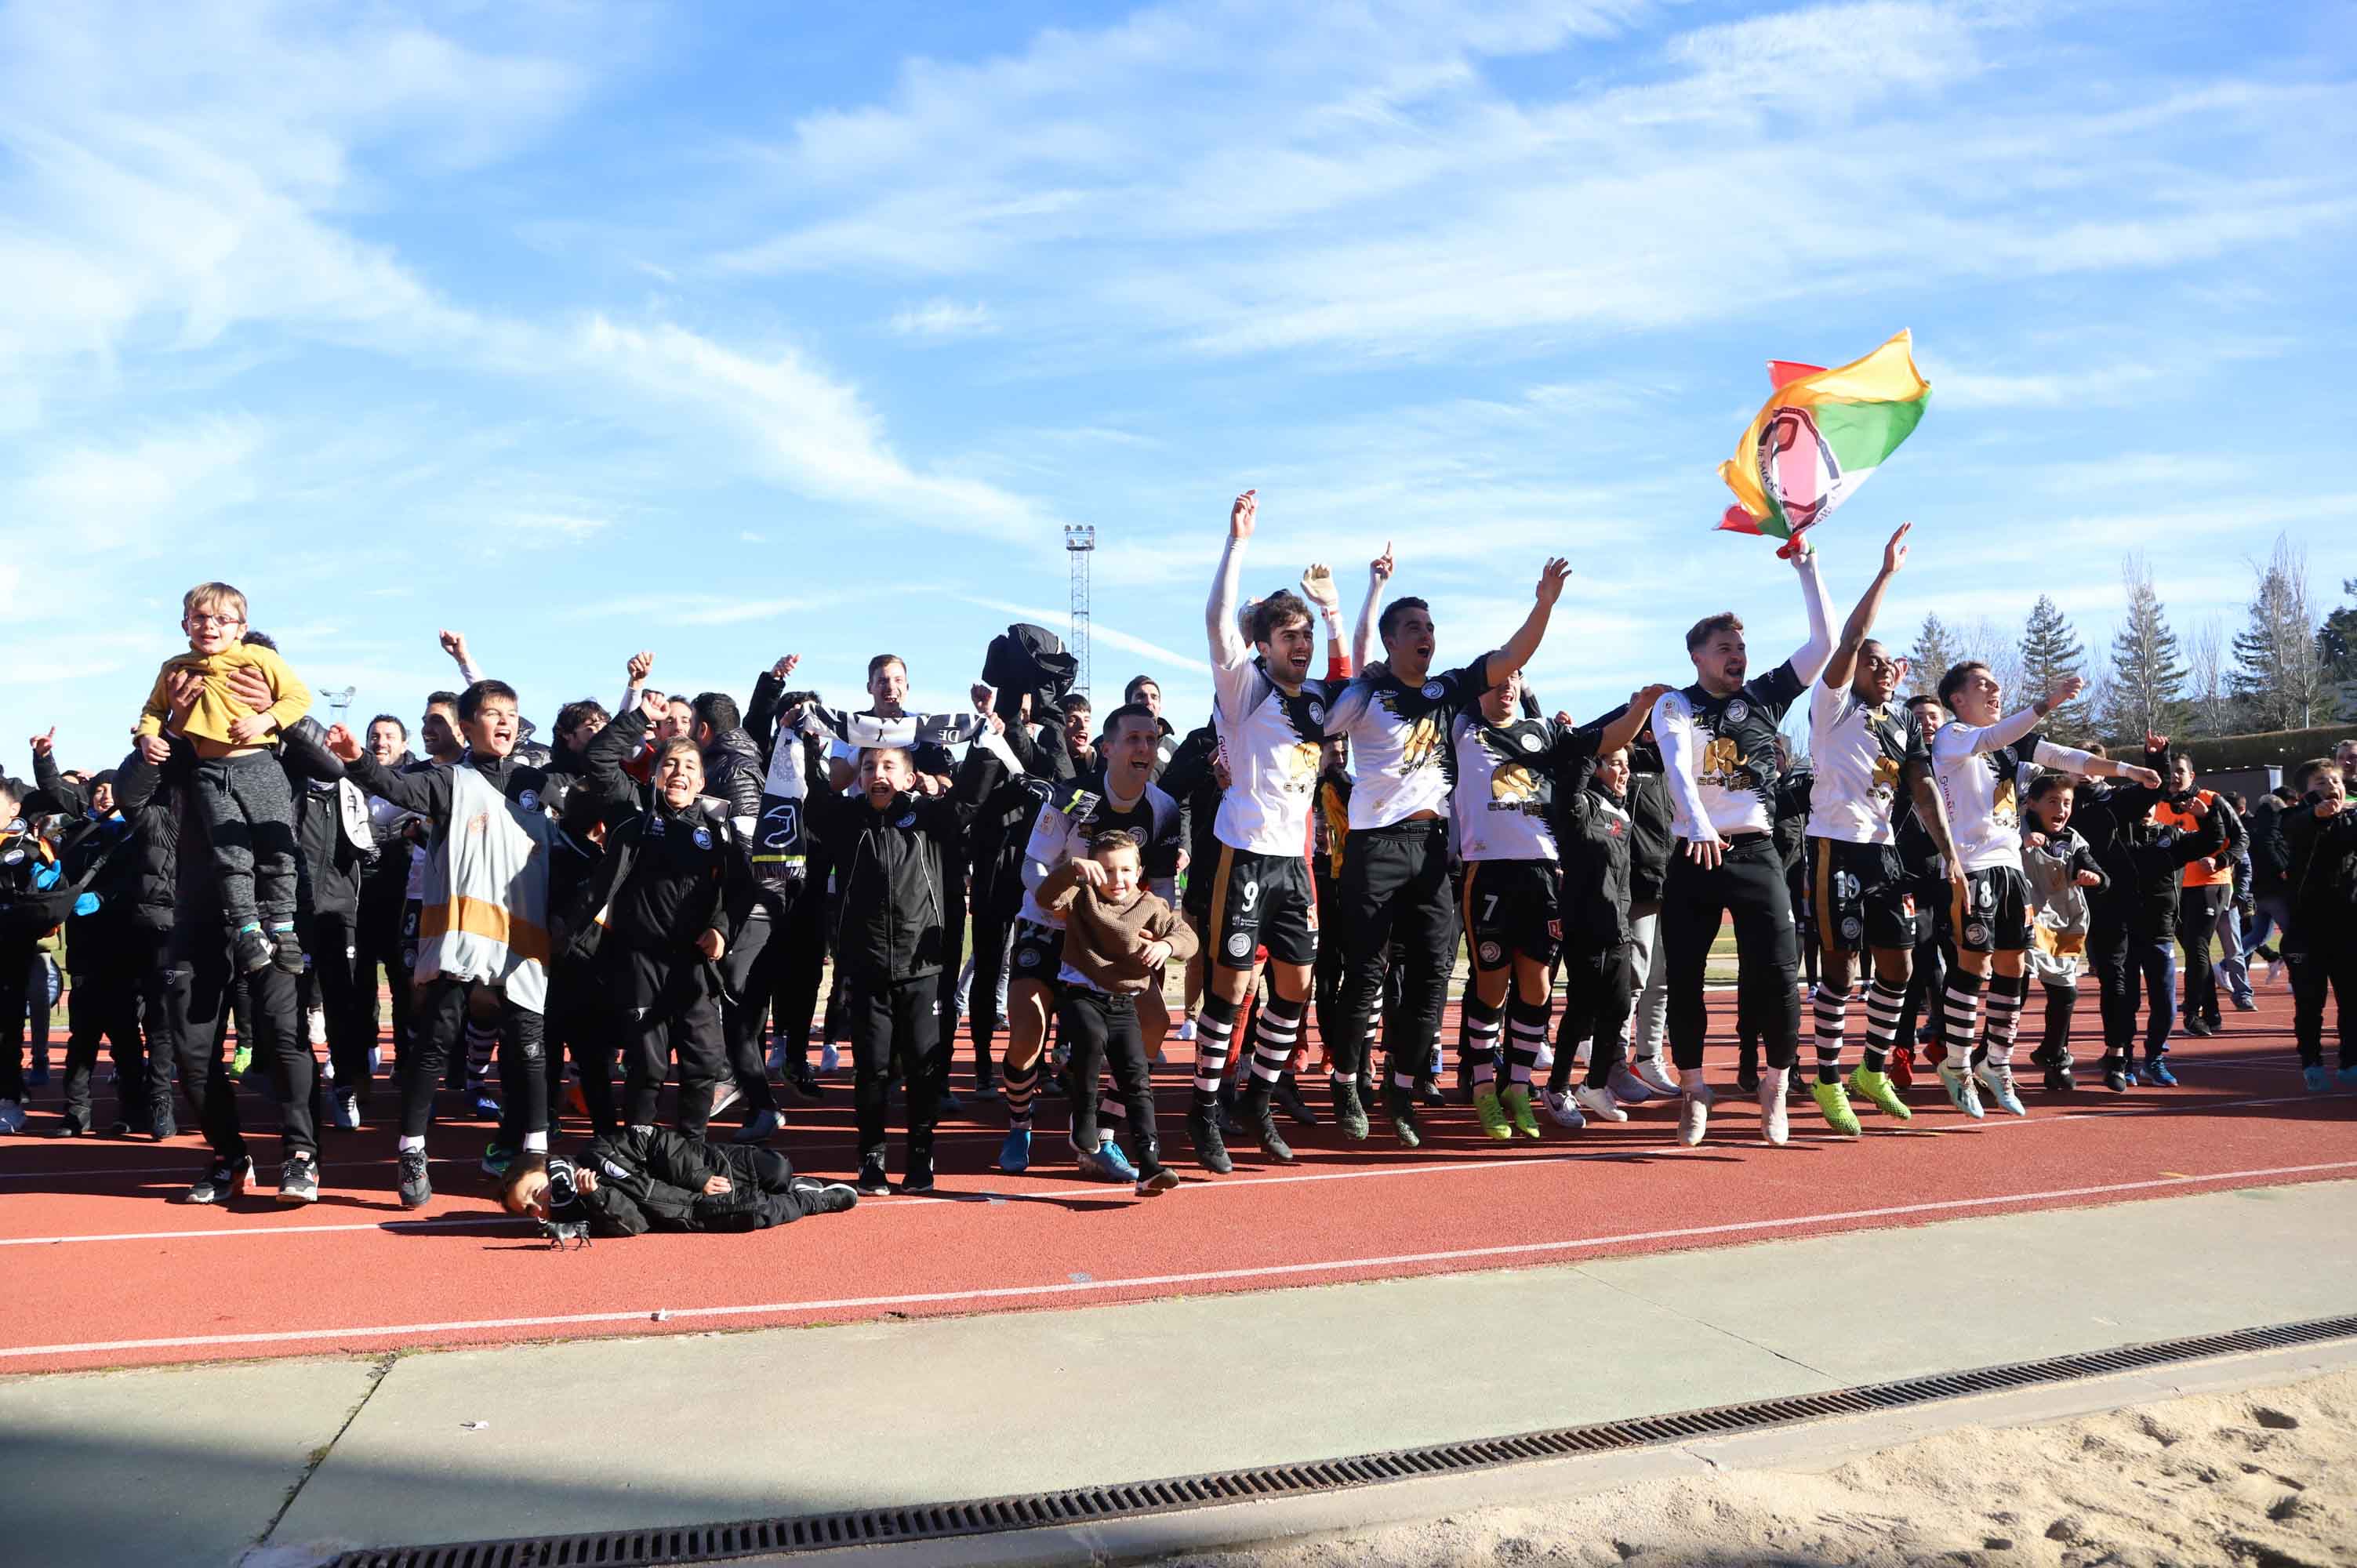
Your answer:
[1717,330,1930,554]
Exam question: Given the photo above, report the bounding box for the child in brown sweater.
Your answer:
[1040,830,1197,1194]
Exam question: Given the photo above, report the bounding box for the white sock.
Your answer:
[398,1134,424,1152]
[522,1131,548,1153]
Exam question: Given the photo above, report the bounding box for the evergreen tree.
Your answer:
[2105,554,2188,741]
[2017,595,2089,739]
[2230,534,2325,731]
[1908,612,1956,699]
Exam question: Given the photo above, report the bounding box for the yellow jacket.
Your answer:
[136,643,311,746]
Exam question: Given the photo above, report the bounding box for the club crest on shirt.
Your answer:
[692,827,712,849]
[896,812,917,829]
[1422,680,1445,699]
[1724,699,1752,724]
[1306,701,1325,726]
[518,789,539,811]
[1477,940,1502,965]
[1519,732,1542,753]
[1226,931,1252,958]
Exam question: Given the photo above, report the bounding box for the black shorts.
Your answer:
[1461,858,1562,968]
[1952,865,2032,955]
[1008,918,1064,990]
[1807,837,1921,955]
[1204,845,1318,970]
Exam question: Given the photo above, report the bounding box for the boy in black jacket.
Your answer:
[502,1127,855,1238]
[804,708,1013,1194]
[2283,757,2357,1091]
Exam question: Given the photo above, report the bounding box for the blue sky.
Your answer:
[5,0,2354,769]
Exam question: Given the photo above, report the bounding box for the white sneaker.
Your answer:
[1176,1018,1197,1042]
[1936,1061,1985,1120]
[708,1081,743,1119]
[1573,1083,1629,1123]
[1632,1058,1681,1098]
[1973,1059,2028,1117]
[1607,1062,1658,1105]
[1531,1043,1556,1075]
[1539,1088,1586,1129]
[819,1043,841,1073]
[0,1098,24,1134]
[1758,1067,1790,1146]
[1678,1083,1713,1146]
[305,1006,328,1047]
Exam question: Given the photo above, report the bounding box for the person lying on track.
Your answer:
[501,1124,858,1240]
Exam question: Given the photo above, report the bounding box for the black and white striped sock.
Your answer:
[1812,982,1850,1085]
[1982,972,2026,1068]
[1463,1000,1502,1088]
[1193,996,1238,1109]
[1943,971,1987,1068]
[1252,995,1303,1085]
[1862,977,1906,1073]
[1505,996,1551,1087]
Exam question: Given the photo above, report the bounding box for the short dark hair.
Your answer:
[692,691,742,733]
[1905,694,1940,712]
[866,654,906,681]
[457,680,518,723]
[2230,791,2249,811]
[1248,589,1313,646]
[1102,701,1156,738]
[2293,757,2336,791]
[2172,749,2198,772]
[1685,612,1741,652]
[554,699,608,738]
[650,736,700,771]
[1377,596,1430,641]
[1123,675,1159,702]
[241,629,278,652]
[2027,771,2077,802]
[367,713,407,739]
[1063,693,1092,715]
[423,690,461,718]
[1936,660,1990,707]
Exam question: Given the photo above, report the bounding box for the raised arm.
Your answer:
[1939,675,2089,758]
[1784,538,1836,685]
[619,650,654,724]
[1480,557,1571,688]
[438,629,486,689]
[1352,543,1391,670]
[1820,524,1909,692]
[327,728,450,822]
[1207,490,1253,670]
[1595,684,1672,758]
[1300,563,1347,681]
[583,699,652,819]
[28,731,88,818]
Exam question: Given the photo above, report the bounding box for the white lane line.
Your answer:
[5,1088,2350,1243]
[9,1159,2355,1360]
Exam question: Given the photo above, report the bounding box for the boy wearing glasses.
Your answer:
[134,582,312,975]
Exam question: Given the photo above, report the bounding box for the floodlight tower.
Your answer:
[1065,524,1096,701]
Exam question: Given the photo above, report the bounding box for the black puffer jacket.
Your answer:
[806,738,1003,982]
[700,726,766,823]
[1624,759,1674,906]
[2283,797,2357,931]
[571,1127,803,1236]
[35,747,177,934]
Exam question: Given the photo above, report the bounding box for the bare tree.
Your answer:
[2185,615,2233,735]
[2231,532,2325,730]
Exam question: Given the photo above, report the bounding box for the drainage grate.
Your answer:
[325,1312,2357,1568]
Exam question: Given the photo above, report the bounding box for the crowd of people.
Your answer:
[3,497,2353,1238]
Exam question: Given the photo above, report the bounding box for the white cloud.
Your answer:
[8,416,267,552]
[960,595,1210,675]
[888,298,1000,339]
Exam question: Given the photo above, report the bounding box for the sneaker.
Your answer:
[1574,1083,1628,1124]
[398,1147,432,1209]
[1471,1083,1513,1141]
[2049,1058,2076,1093]
[1974,1061,2028,1117]
[1501,1084,1543,1138]
[855,1154,892,1196]
[790,1068,822,1102]
[789,1178,859,1215]
[1074,1138,1124,1181]
[1607,1062,1658,1105]
[1847,1066,1912,1122]
[2230,996,2259,1012]
[1758,1068,1790,1147]
[332,1090,361,1131]
[151,1106,178,1141]
[1271,1076,1320,1127]
[1531,1043,1556,1075]
[1186,1105,1232,1174]
[708,1081,743,1120]
[1330,1077,1370,1141]
[0,1098,25,1134]
[938,1086,964,1118]
[229,1044,253,1079]
[2180,1018,2216,1038]
[1135,1167,1181,1197]
[819,1043,841,1074]
[1239,1088,1295,1164]
[234,927,274,975]
[1422,1077,1450,1109]
[271,929,305,975]
[732,1108,784,1145]
[1887,1046,1916,1091]
[1385,1084,1423,1149]
[2101,1056,2131,1094]
[1935,1061,1984,1119]
[480,1142,516,1178]
[1175,1018,1197,1043]
[2301,1063,2329,1092]
[1092,1132,1139,1183]
[2339,1065,2357,1091]
[184,1156,255,1204]
[1540,1088,1588,1128]
[54,1115,89,1138]
[997,1124,1033,1174]
[1630,1057,1680,1098]
[1677,1083,1712,1146]
[1735,1060,1760,1096]
[1810,1079,1862,1137]
[467,1087,503,1121]
[2145,1056,2178,1088]
[902,1152,935,1194]
[278,1150,320,1204]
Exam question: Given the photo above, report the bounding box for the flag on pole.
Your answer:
[1717,330,1930,556]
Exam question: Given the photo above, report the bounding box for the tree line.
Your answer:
[1901,533,2357,746]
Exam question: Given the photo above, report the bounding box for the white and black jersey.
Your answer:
[1017,773,1183,926]
[1451,712,1591,863]
[1932,709,2100,873]
[1325,661,1487,831]
[1210,655,1331,856]
[1805,683,1929,847]
[1651,662,1807,840]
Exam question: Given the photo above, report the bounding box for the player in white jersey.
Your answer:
[1454,672,1663,1137]
[1196,489,1344,1172]
[1930,662,2157,1117]
[1800,524,1966,1135]
[1650,538,1834,1147]
[997,704,1182,1176]
[1321,549,1571,1144]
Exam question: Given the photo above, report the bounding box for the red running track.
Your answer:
[5,985,2351,1374]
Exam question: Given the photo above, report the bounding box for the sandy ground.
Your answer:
[1160,1369,2357,1568]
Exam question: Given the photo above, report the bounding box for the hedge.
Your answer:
[2159,724,2353,773]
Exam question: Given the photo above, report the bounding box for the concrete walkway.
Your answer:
[5,1179,2352,1568]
